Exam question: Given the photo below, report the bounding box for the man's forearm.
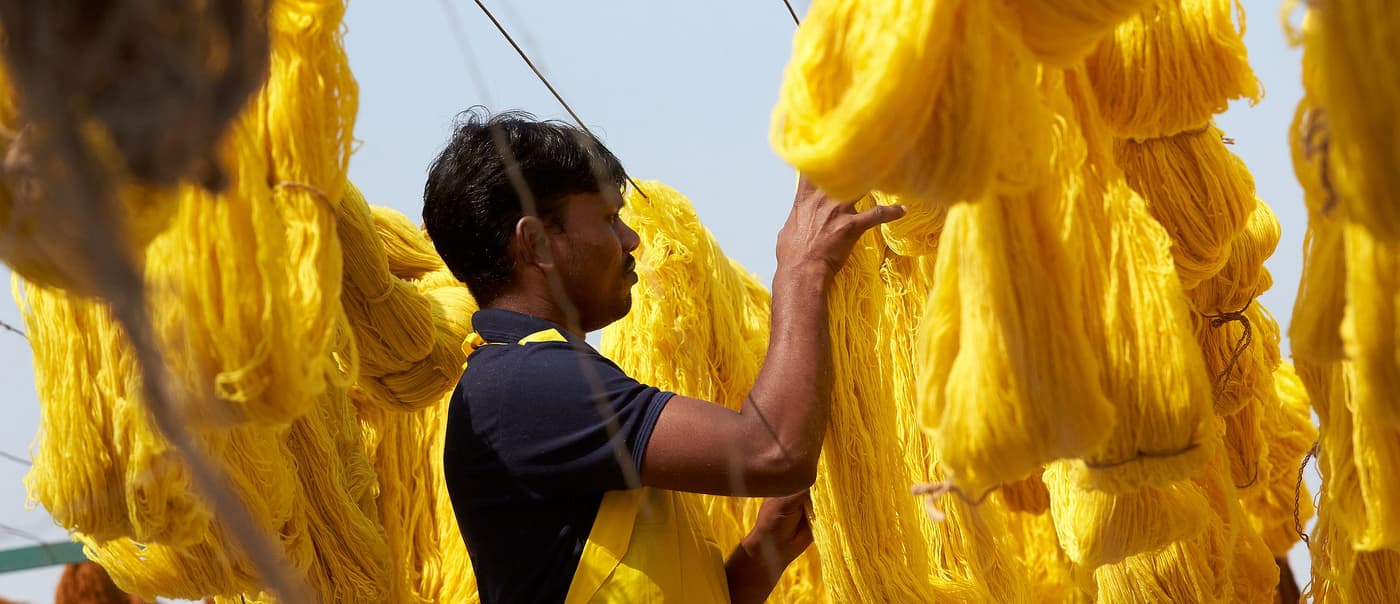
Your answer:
[741,262,834,474]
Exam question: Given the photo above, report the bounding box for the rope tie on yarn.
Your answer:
[1204,296,1255,398]
[1081,441,1203,470]
[1233,438,1262,490]
[911,478,1000,523]
[273,180,332,206]
[1300,107,1336,215]
[1295,439,1320,547]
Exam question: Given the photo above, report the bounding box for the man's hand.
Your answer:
[725,491,815,604]
[776,176,905,280]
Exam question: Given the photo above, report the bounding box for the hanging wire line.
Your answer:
[0,450,30,466]
[437,0,495,106]
[782,0,801,26]
[469,0,648,198]
[0,318,27,341]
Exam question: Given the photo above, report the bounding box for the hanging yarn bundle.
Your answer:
[1308,0,1400,241]
[1186,201,1280,318]
[1084,0,1260,140]
[1340,220,1400,428]
[337,182,437,397]
[1091,423,1277,604]
[352,205,481,604]
[916,77,1115,495]
[1300,360,1400,601]
[874,192,946,258]
[69,311,390,602]
[1287,96,1348,363]
[771,0,1049,204]
[999,502,1087,602]
[599,180,825,602]
[1008,0,1154,67]
[1288,0,1400,558]
[1114,125,1256,289]
[821,222,964,603]
[1042,71,1215,570]
[1239,361,1316,557]
[880,252,1029,601]
[338,184,469,414]
[1222,303,1285,489]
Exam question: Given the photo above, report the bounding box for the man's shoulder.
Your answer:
[461,339,622,402]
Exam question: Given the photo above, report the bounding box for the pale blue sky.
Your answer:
[0,1,1314,599]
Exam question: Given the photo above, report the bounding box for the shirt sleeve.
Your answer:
[485,342,673,497]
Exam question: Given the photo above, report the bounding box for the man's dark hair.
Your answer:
[422,107,627,305]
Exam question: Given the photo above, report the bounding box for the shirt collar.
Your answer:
[471,308,582,346]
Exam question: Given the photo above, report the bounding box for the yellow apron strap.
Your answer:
[517,328,567,345]
[462,327,567,368]
[564,489,644,604]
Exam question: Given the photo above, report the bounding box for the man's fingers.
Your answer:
[849,203,907,231]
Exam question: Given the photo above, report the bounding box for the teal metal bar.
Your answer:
[0,541,87,573]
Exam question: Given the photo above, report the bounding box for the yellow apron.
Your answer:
[565,487,730,603]
[464,328,731,603]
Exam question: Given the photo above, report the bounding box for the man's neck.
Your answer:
[485,290,584,337]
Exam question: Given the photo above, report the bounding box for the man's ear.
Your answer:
[514,215,555,270]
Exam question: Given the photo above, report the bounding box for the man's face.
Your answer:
[548,189,640,332]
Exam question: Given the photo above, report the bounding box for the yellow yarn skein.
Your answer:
[881,253,1030,602]
[1186,200,1280,317]
[1310,0,1400,241]
[771,0,1050,204]
[1114,126,1256,289]
[1085,0,1260,140]
[916,81,1115,493]
[1287,96,1348,363]
[1009,0,1154,67]
[1239,361,1316,557]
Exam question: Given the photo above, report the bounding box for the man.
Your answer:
[424,109,903,603]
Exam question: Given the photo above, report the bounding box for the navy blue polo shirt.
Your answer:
[443,308,675,604]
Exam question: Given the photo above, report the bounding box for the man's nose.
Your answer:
[620,221,641,252]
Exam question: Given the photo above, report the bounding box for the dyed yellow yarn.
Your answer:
[599,181,825,602]
[1044,70,1215,570]
[874,192,946,258]
[339,188,467,414]
[771,0,1050,203]
[1070,182,1215,487]
[999,503,1089,602]
[1240,361,1316,557]
[1303,361,1400,602]
[1310,0,1400,241]
[1092,426,1276,604]
[998,473,1050,516]
[879,253,1029,602]
[337,183,436,387]
[1045,461,1210,567]
[1115,125,1256,289]
[1287,96,1348,363]
[917,157,1114,495]
[1062,77,1214,494]
[354,208,481,604]
[1340,221,1400,428]
[1085,0,1260,140]
[78,347,383,601]
[819,221,945,602]
[1009,0,1154,67]
[1308,509,1400,603]
[1186,200,1280,317]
